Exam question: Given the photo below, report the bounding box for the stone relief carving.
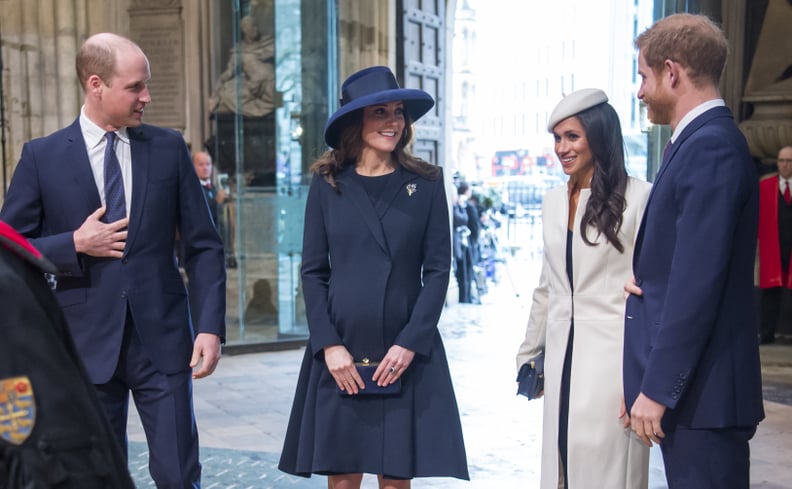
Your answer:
[209,1,276,118]
[739,0,792,162]
[130,0,180,8]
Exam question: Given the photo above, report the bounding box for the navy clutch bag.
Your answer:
[516,352,545,400]
[338,361,402,397]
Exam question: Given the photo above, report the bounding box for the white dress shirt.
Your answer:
[79,107,133,216]
[670,98,726,144]
[778,178,791,195]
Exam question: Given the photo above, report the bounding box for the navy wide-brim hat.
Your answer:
[323,66,435,149]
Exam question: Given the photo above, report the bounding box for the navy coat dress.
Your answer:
[279,165,469,480]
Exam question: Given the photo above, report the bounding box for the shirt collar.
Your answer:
[79,106,130,148]
[670,99,725,144]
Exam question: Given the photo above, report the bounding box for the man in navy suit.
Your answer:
[623,14,764,488]
[0,33,226,488]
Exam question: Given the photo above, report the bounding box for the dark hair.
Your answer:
[575,103,628,253]
[635,13,728,87]
[310,109,441,190]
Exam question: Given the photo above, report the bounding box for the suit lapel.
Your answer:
[380,167,417,219]
[64,120,103,212]
[634,106,733,265]
[124,126,150,256]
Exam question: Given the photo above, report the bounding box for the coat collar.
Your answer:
[335,164,419,255]
[654,106,733,185]
[634,106,734,263]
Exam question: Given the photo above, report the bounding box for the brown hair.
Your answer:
[310,109,441,191]
[635,13,728,87]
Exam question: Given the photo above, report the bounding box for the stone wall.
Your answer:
[0,0,125,197]
[0,0,215,204]
[736,0,792,164]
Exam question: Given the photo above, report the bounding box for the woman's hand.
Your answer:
[373,345,415,387]
[324,345,364,394]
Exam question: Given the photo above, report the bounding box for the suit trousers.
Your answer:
[760,286,788,342]
[660,426,755,488]
[94,311,201,489]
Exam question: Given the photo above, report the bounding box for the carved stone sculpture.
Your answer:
[209,15,276,117]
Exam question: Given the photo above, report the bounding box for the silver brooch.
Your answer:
[406,183,417,196]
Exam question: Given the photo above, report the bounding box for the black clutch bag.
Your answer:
[338,360,402,397]
[516,352,545,400]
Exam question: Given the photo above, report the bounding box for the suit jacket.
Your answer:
[624,106,764,430]
[201,183,220,226]
[0,119,226,384]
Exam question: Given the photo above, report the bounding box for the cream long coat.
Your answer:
[517,177,651,489]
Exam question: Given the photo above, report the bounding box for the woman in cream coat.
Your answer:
[516,89,650,489]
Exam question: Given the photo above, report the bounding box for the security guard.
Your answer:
[0,220,133,488]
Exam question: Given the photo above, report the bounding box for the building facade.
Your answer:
[0,0,789,349]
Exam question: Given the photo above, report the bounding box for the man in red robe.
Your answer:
[758,145,792,343]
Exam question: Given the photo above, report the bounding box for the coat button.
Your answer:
[120,291,127,299]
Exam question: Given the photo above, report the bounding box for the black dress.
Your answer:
[558,229,574,489]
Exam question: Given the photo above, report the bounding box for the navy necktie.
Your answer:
[103,132,126,223]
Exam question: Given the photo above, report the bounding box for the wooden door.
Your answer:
[397,0,445,166]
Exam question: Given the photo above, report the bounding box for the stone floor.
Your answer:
[127,249,792,488]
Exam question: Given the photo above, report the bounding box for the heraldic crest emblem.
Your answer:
[0,376,36,445]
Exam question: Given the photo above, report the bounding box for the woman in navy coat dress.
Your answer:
[278,66,469,488]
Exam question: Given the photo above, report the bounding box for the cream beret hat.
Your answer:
[547,88,608,132]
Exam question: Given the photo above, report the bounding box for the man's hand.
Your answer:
[624,275,643,299]
[73,207,128,258]
[630,392,667,446]
[190,333,221,379]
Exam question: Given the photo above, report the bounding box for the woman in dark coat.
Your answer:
[278,66,469,488]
